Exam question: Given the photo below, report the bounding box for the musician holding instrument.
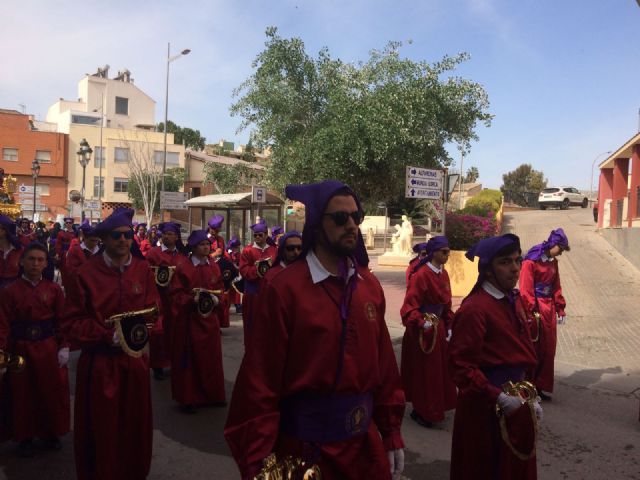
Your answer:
[238,218,277,344]
[169,229,226,413]
[0,243,69,457]
[225,180,405,480]
[448,234,542,480]
[145,221,189,380]
[400,236,457,429]
[519,228,570,401]
[262,230,303,281]
[227,236,243,314]
[207,214,226,259]
[63,208,160,480]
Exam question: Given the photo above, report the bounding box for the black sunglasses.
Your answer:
[108,230,134,240]
[253,232,265,237]
[285,245,302,252]
[323,210,364,226]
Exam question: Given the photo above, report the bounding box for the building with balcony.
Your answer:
[0,109,69,221]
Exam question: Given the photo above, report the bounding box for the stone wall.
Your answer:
[599,228,640,270]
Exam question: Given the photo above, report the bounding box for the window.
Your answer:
[93,176,104,197]
[115,97,129,115]
[71,115,100,125]
[114,177,129,193]
[2,148,18,161]
[191,187,201,198]
[39,184,50,196]
[94,147,105,168]
[114,147,129,163]
[153,150,180,165]
[35,150,52,163]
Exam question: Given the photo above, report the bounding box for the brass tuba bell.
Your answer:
[0,350,26,372]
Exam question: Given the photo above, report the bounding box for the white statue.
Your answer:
[390,225,403,255]
[398,215,413,255]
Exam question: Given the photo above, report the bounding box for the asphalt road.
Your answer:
[1,205,639,479]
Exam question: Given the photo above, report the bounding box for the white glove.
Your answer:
[557,315,566,325]
[387,448,405,480]
[533,400,543,423]
[446,329,452,342]
[57,347,70,367]
[422,320,433,331]
[497,392,523,416]
[111,331,120,346]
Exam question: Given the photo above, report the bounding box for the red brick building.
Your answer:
[0,109,69,221]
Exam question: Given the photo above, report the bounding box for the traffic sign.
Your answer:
[84,200,101,210]
[160,191,188,210]
[252,186,267,203]
[405,186,442,199]
[405,166,444,199]
[17,184,42,194]
[21,204,47,212]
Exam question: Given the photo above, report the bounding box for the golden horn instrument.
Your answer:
[256,257,273,278]
[0,350,26,372]
[418,312,440,354]
[191,288,223,296]
[495,380,539,461]
[254,453,321,480]
[530,312,541,343]
[105,305,159,327]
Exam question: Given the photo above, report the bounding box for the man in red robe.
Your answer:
[227,237,243,314]
[62,208,159,480]
[519,228,569,400]
[55,217,76,286]
[134,223,147,248]
[405,241,428,286]
[238,218,277,344]
[207,214,226,259]
[0,215,22,288]
[17,218,36,247]
[169,229,226,413]
[263,230,302,281]
[225,180,405,480]
[63,222,100,294]
[449,234,542,480]
[400,235,457,428]
[0,243,70,457]
[145,222,189,379]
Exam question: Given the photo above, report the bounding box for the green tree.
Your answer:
[231,27,492,205]
[128,167,185,213]
[464,166,480,183]
[202,162,263,194]
[500,164,547,207]
[157,120,206,151]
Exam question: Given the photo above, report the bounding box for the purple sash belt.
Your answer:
[243,279,260,295]
[11,319,55,341]
[534,282,553,298]
[279,391,373,444]
[480,365,526,388]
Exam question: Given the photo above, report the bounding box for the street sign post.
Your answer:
[17,184,42,194]
[252,186,267,203]
[405,166,444,199]
[84,200,101,211]
[160,191,188,210]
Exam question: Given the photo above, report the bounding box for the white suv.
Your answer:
[538,187,589,210]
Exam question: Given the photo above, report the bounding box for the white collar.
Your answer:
[280,260,287,268]
[103,251,132,272]
[21,274,42,287]
[306,249,355,285]
[482,280,506,299]
[81,242,100,254]
[540,253,553,263]
[191,255,209,266]
[252,242,269,251]
[1,243,14,259]
[161,244,176,253]
[427,261,442,274]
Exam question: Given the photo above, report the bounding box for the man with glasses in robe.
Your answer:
[263,230,302,280]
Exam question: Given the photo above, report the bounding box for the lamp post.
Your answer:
[590,150,612,206]
[30,159,40,221]
[76,138,93,222]
[161,43,191,219]
[93,93,105,205]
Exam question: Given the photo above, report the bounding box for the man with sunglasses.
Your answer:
[145,222,189,380]
[238,219,277,344]
[449,234,541,480]
[263,230,302,281]
[63,208,160,480]
[519,228,570,401]
[226,180,405,480]
[400,236,457,429]
[54,217,76,285]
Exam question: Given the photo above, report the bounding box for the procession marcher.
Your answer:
[0,243,70,457]
[55,217,76,286]
[0,215,22,288]
[400,235,456,428]
[270,225,284,246]
[169,229,226,413]
[17,218,36,247]
[63,222,101,294]
[48,222,61,255]
[263,230,302,280]
[405,241,429,285]
[134,223,147,248]
[227,236,243,314]
[207,215,226,259]
[140,225,157,257]
[145,222,189,379]
[519,228,569,401]
[449,233,542,480]
[238,218,277,344]
[62,208,160,480]
[225,180,406,480]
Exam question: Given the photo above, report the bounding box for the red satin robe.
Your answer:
[63,244,98,295]
[62,254,159,480]
[18,230,36,247]
[145,246,190,369]
[227,250,242,306]
[400,263,457,423]
[55,230,76,287]
[0,278,70,442]
[238,243,277,344]
[169,258,225,406]
[405,257,420,286]
[519,258,566,393]
[449,287,538,480]
[225,259,405,480]
[0,247,22,288]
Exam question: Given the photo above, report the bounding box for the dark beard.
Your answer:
[326,235,358,257]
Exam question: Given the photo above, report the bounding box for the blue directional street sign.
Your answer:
[405,166,444,199]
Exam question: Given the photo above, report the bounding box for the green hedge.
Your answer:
[460,189,502,217]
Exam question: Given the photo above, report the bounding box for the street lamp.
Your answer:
[76,138,93,222]
[590,150,612,206]
[161,43,190,219]
[30,158,40,221]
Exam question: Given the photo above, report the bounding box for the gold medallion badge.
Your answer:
[364,302,377,322]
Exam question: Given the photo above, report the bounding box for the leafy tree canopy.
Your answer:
[157,120,206,151]
[128,167,185,213]
[500,164,547,207]
[464,166,480,183]
[202,162,263,194]
[231,27,493,205]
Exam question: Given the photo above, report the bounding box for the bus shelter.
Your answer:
[184,192,284,246]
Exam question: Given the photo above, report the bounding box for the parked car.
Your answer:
[538,187,589,210]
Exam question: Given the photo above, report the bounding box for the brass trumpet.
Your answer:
[530,312,541,343]
[254,453,321,480]
[495,380,538,461]
[0,350,26,372]
[418,312,440,354]
[105,305,159,329]
[191,288,223,296]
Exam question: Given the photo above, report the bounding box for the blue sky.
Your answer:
[1,0,639,190]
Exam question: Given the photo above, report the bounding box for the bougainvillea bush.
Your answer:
[446,212,498,250]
